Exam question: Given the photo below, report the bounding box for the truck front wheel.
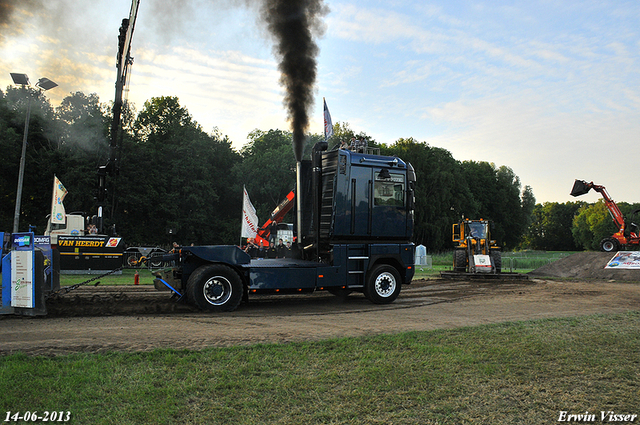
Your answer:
[364,264,401,304]
[186,264,243,312]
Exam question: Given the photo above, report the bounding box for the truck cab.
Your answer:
[158,144,417,312]
[44,213,87,245]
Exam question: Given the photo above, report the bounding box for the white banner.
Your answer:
[241,186,259,239]
[50,176,68,224]
[605,251,640,269]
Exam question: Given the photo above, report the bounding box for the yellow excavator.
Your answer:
[451,219,502,274]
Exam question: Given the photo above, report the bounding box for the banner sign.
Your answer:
[241,186,259,239]
[57,235,124,272]
[605,252,640,269]
[50,176,68,225]
[11,233,35,308]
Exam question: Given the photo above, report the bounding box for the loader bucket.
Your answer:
[570,180,591,197]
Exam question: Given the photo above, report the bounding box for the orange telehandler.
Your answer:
[251,190,295,247]
[570,180,640,252]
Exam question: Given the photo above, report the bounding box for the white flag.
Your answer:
[323,98,333,140]
[241,186,259,239]
[50,176,68,224]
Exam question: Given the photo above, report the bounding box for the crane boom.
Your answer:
[253,190,295,246]
[97,0,140,233]
[571,180,625,230]
[570,179,640,251]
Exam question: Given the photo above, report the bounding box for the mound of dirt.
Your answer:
[529,252,640,281]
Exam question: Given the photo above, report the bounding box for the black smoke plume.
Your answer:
[2,0,329,163]
[0,0,22,26]
[262,0,328,161]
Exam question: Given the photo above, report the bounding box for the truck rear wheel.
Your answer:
[364,264,401,304]
[186,264,243,312]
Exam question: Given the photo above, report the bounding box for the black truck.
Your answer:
[155,142,416,311]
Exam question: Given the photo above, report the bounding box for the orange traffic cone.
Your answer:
[134,270,140,285]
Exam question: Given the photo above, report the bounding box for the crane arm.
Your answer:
[252,190,295,245]
[108,0,140,174]
[96,0,140,233]
[571,180,626,231]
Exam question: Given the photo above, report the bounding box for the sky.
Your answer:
[1,0,639,204]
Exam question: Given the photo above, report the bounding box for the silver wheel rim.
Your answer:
[374,271,397,298]
[203,275,232,305]
[603,241,614,252]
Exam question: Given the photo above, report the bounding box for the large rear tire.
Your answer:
[364,264,401,304]
[186,264,243,312]
[600,238,620,252]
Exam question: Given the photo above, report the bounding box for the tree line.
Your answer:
[0,87,629,251]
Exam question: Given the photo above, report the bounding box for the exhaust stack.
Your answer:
[296,160,302,247]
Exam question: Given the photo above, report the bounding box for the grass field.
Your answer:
[415,250,576,277]
[1,312,639,424]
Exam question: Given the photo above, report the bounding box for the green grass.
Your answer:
[1,312,639,424]
[57,268,159,287]
[421,250,578,275]
[0,267,160,288]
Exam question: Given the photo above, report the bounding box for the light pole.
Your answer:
[10,73,58,234]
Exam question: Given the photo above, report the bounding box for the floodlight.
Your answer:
[36,77,58,91]
[10,73,30,86]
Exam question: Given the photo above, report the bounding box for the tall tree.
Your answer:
[523,202,583,251]
[118,96,241,246]
[381,138,476,251]
[0,86,63,232]
[232,128,319,224]
[52,91,112,221]
[461,161,532,249]
[572,200,615,250]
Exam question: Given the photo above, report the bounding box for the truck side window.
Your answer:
[374,172,404,207]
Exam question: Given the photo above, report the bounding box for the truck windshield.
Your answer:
[49,223,68,231]
[467,222,487,238]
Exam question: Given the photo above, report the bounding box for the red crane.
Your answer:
[571,180,640,252]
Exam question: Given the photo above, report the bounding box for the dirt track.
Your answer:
[1,252,638,356]
[2,270,640,356]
